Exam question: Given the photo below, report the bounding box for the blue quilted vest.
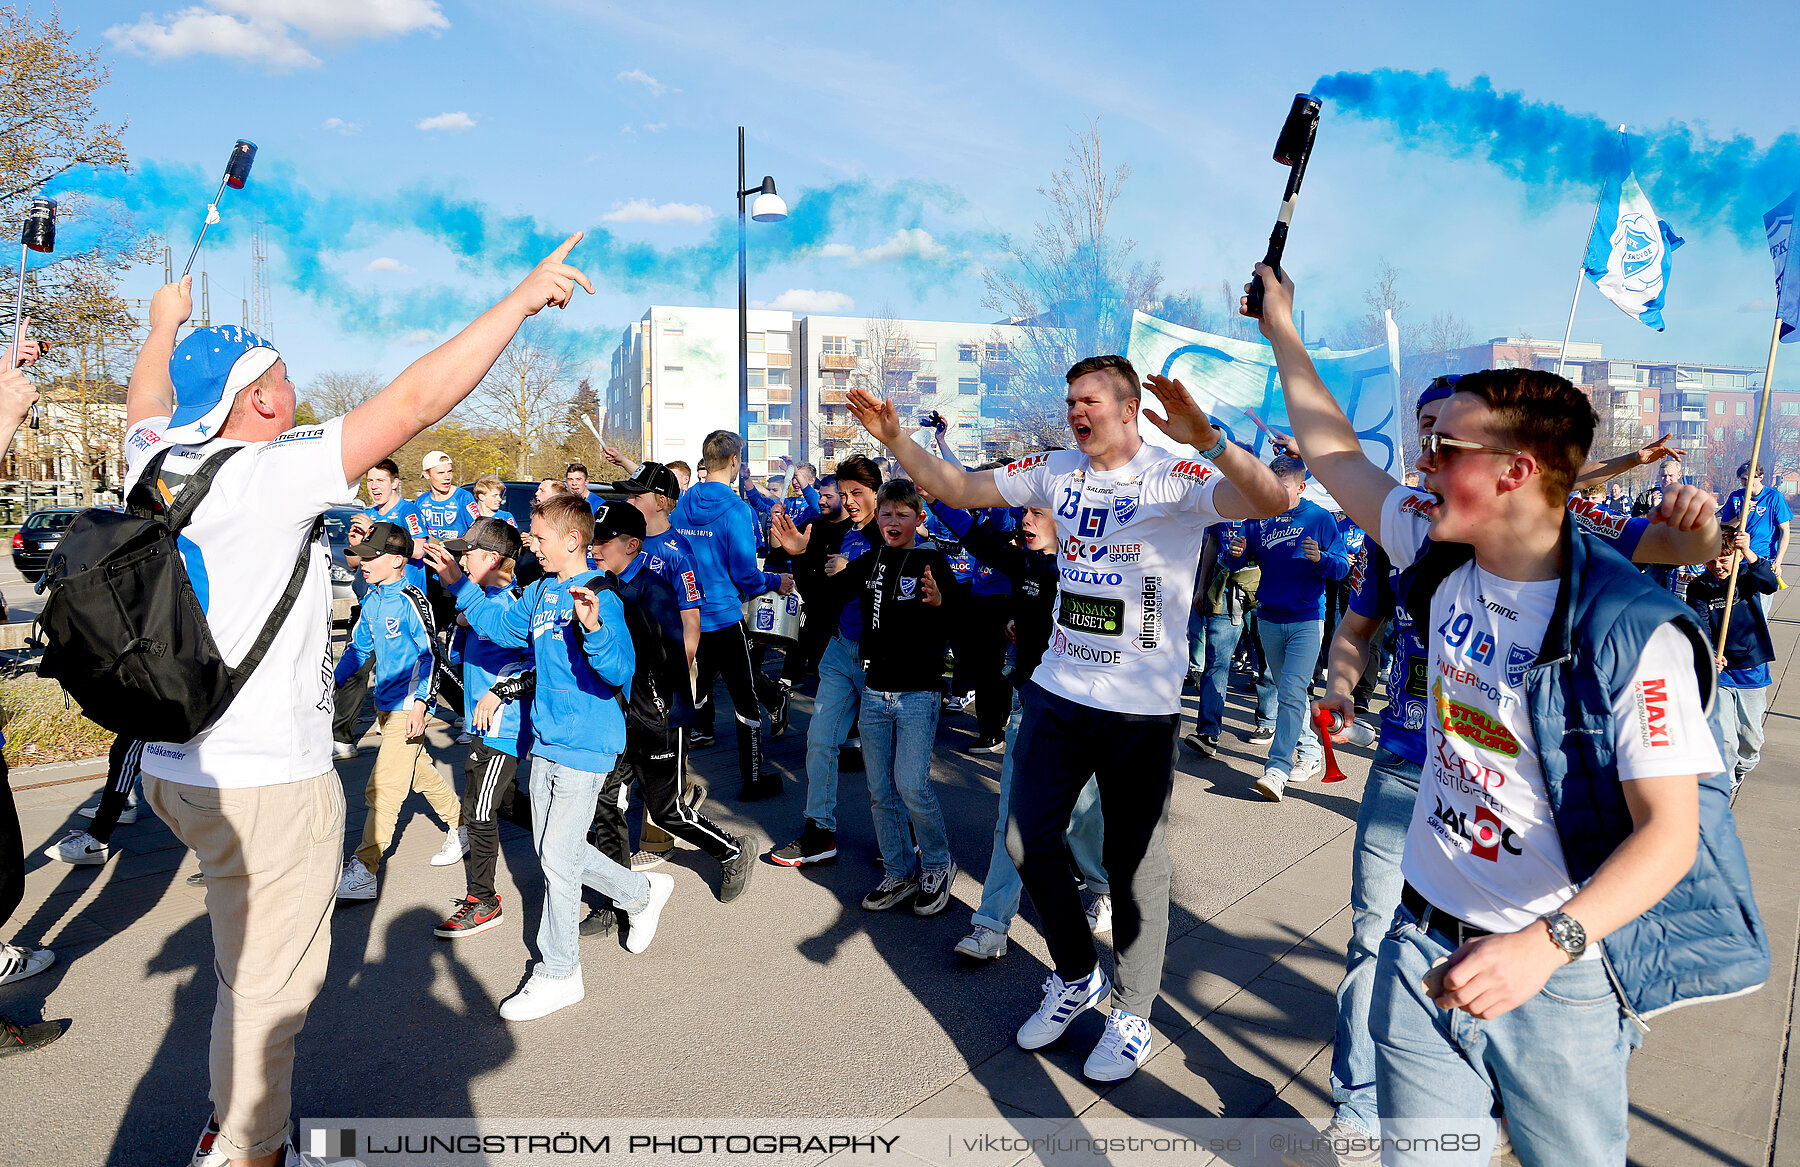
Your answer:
[1401,515,1768,1020]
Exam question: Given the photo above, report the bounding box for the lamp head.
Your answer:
[749,176,787,222]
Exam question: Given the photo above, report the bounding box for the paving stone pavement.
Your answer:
[2,586,1798,1166]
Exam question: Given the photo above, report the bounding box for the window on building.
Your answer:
[1714,401,1725,414]
[1644,396,1655,411]
[747,369,765,389]
[1736,401,1747,416]
[958,343,978,362]
[822,335,849,355]
[766,331,791,353]
[985,342,1011,362]
[915,341,937,361]
[1715,427,1725,440]
[958,377,981,395]
[1782,427,1800,443]
[768,368,790,386]
[1642,424,1654,439]
[852,338,870,358]
[747,333,764,353]
[885,339,908,356]
[916,375,937,395]
[1737,428,1749,440]
[1783,402,1800,417]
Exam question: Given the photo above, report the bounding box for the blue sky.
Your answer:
[68,0,1800,392]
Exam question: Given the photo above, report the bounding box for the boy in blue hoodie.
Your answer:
[669,429,794,800]
[1226,455,1350,802]
[427,493,672,1023]
[333,522,465,902]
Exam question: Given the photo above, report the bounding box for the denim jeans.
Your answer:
[1372,904,1638,1165]
[860,688,950,880]
[803,635,864,832]
[1186,606,1207,675]
[529,756,651,980]
[1330,747,1422,1139]
[1197,612,1243,738]
[1256,617,1323,775]
[1715,684,1767,786]
[973,692,1108,933]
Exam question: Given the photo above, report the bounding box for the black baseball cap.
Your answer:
[615,461,682,502]
[444,516,523,561]
[592,499,648,543]
[348,520,414,560]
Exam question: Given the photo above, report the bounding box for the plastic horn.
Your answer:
[13,196,55,429]
[581,414,605,448]
[182,140,258,278]
[1315,705,1347,782]
[1245,94,1322,319]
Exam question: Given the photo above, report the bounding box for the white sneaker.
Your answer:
[1289,755,1325,783]
[1017,967,1111,1050]
[623,872,675,954]
[499,967,585,1021]
[1086,893,1113,935]
[0,942,54,987]
[1255,770,1287,803]
[1083,1008,1153,1081]
[429,826,467,866]
[335,857,377,901]
[45,829,108,866]
[331,741,361,761]
[78,801,137,824]
[954,925,1008,960]
[190,1111,228,1167]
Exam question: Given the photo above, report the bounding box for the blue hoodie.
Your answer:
[460,583,533,758]
[1227,497,1350,623]
[670,481,782,633]
[454,571,635,772]
[335,580,438,713]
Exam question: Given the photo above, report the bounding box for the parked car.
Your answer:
[11,507,84,583]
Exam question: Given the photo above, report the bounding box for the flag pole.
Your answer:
[1714,315,1784,656]
[1559,125,1627,381]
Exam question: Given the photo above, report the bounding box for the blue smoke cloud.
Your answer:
[1313,69,1800,243]
[47,160,991,336]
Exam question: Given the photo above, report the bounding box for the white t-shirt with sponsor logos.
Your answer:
[995,443,1223,716]
[123,416,360,789]
[1379,485,1721,938]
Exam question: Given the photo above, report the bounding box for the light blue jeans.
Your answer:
[529,756,651,981]
[1715,684,1767,788]
[803,635,864,832]
[1256,617,1323,775]
[1186,606,1207,675]
[1330,747,1421,1139]
[1197,612,1244,738]
[972,693,1108,934]
[860,688,951,880]
[1372,905,1638,1165]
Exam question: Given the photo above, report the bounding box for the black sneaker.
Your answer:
[1182,732,1218,758]
[1244,725,1275,744]
[0,1014,65,1059]
[769,820,837,867]
[434,894,503,939]
[720,834,757,903]
[578,906,619,937]
[912,861,957,917]
[689,730,716,749]
[861,874,919,911]
[967,736,1005,755]
[770,681,793,737]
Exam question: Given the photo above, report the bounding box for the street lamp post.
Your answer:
[737,126,787,478]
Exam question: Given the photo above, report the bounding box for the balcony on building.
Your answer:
[818,353,856,373]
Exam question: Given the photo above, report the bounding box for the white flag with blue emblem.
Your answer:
[1582,154,1683,331]
[1765,190,1799,343]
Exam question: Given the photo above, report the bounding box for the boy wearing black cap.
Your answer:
[588,501,757,904]
[435,517,533,938]
[333,521,465,901]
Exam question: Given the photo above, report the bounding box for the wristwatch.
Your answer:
[1199,434,1228,461]
[1541,910,1587,961]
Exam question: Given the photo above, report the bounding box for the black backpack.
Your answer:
[36,445,319,743]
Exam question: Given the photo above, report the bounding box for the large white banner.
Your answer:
[1125,310,1405,510]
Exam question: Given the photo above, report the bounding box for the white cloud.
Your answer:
[600,199,715,225]
[402,329,440,346]
[752,289,855,314]
[643,122,667,133]
[617,68,675,96]
[107,0,444,67]
[818,228,948,268]
[107,8,320,69]
[322,117,360,134]
[365,257,409,272]
[416,111,475,132]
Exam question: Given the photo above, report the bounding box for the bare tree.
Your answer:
[302,370,384,420]
[464,320,579,479]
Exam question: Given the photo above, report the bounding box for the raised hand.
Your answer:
[920,565,942,607]
[568,585,601,632]
[1651,483,1715,533]
[1240,262,1297,339]
[846,388,905,447]
[1142,374,1222,452]
[10,317,41,367]
[0,367,39,428]
[1636,435,1683,466]
[771,510,811,555]
[421,542,463,588]
[508,232,594,317]
[149,276,194,331]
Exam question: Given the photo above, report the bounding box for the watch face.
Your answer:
[1549,912,1586,955]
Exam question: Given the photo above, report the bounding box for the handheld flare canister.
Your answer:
[1244,94,1321,319]
[182,140,258,278]
[13,196,55,429]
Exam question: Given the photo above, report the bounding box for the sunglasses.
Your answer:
[1419,432,1521,467]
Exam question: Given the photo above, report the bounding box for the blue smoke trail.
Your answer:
[1313,69,1800,243]
[47,160,991,336]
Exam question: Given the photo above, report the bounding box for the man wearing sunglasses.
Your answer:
[1250,263,1764,1165]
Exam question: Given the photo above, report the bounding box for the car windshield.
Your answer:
[22,511,77,532]
[321,510,357,545]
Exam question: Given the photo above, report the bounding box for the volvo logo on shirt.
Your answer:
[1062,566,1124,587]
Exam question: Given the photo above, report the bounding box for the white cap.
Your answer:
[421,450,453,473]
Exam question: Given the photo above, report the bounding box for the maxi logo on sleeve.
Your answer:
[1057,592,1123,637]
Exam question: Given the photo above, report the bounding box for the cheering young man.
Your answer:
[846,356,1286,1082]
[1251,263,1764,1164]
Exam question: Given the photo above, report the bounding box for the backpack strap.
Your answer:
[225,513,324,693]
[154,446,246,531]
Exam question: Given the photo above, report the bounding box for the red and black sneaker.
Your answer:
[434,894,503,939]
[0,1014,64,1060]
